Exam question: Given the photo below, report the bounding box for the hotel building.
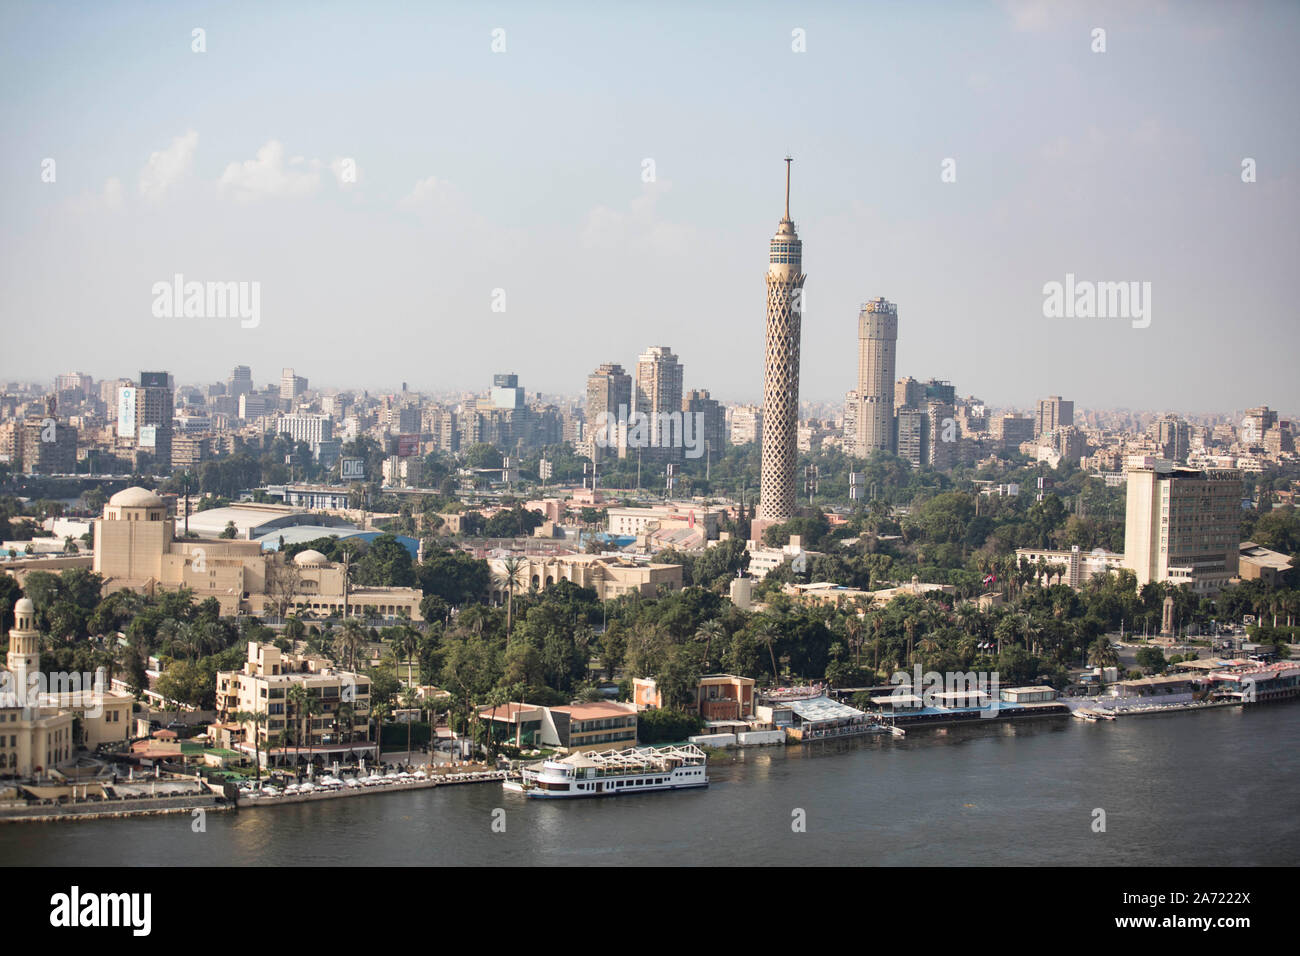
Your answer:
[214,642,374,768]
[1122,456,1242,594]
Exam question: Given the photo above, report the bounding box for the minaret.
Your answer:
[758,157,806,523]
[6,597,40,709]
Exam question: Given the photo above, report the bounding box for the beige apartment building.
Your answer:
[214,642,375,768]
[93,487,423,620]
[1123,457,1241,594]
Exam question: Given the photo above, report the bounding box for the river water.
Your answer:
[2,705,1297,866]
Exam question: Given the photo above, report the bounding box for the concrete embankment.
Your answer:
[0,793,230,824]
[239,771,515,807]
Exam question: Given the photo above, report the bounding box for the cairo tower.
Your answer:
[758,157,806,522]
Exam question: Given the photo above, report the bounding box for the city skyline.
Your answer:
[2,3,1297,415]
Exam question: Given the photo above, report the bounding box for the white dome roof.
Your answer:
[293,549,329,566]
[15,597,34,614]
[109,486,164,508]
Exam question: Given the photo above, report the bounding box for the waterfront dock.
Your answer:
[237,769,515,807]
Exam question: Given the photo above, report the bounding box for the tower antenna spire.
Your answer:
[784,155,792,219]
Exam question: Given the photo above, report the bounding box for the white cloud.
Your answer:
[218,140,322,201]
[399,175,449,207]
[138,130,197,201]
[580,179,693,254]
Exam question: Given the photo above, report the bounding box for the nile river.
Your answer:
[2,705,1297,866]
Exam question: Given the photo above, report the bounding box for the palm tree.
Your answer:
[286,685,308,773]
[233,709,268,785]
[370,700,389,767]
[334,619,367,672]
[301,693,322,771]
[335,701,356,764]
[498,556,526,636]
[1021,612,1040,656]
[400,626,420,691]
[844,614,863,668]
[1087,637,1119,670]
[755,619,781,682]
[695,620,725,671]
[399,686,421,765]
[482,687,508,756]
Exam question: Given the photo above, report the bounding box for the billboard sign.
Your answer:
[340,457,365,480]
[117,387,136,438]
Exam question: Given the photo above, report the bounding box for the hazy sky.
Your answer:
[2,1,1297,417]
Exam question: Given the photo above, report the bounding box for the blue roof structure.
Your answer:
[255,526,420,559]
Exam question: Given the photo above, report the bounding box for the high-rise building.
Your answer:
[1150,415,1191,462]
[993,413,1036,450]
[1036,396,1074,437]
[842,390,859,449]
[55,372,93,399]
[1240,406,1277,445]
[239,393,270,421]
[635,346,684,463]
[490,373,526,410]
[229,366,253,399]
[280,368,309,403]
[896,407,925,469]
[278,413,334,446]
[925,401,956,470]
[136,371,174,467]
[895,376,924,411]
[20,417,77,474]
[854,297,898,457]
[585,362,632,462]
[759,158,806,522]
[922,379,956,405]
[683,389,726,463]
[729,405,763,446]
[1123,457,1241,594]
